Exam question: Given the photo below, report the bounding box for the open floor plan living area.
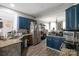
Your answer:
[0,3,79,56]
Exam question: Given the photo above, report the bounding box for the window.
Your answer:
[51,22,56,31]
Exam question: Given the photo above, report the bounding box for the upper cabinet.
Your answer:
[18,16,30,30]
[70,6,76,30]
[66,7,71,30]
[66,4,79,30]
[76,4,79,30]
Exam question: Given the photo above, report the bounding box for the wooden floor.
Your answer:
[22,40,59,56]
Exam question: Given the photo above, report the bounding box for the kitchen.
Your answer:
[0,3,79,56]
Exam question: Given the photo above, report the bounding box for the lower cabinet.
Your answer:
[0,43,21,56]
[21,34,33,48]
[47,36,64,50]
[47,37,52,48]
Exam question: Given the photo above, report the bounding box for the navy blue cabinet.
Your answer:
[66,7,71,30]
[66,4,79,30]
[47,37,53,48]
[71,6,75,30]
[76,4,79,30]
[18,16,30,30]
[66,5,76,30]
[47,36,64,50]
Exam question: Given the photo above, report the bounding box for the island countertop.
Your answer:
[0,33,32,48]
[0,39,22,48]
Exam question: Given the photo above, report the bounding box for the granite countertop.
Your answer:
[0,33,32,48]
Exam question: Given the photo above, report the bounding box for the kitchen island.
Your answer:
[0,38,22,56]
[0,33,32,56]
[46,35,65,51]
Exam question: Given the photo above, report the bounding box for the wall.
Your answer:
[35,5,66,31]
[35,4,74,31]
[36,13,66,31]
[0,6,34,36]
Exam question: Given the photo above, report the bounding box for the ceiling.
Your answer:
[0,3,74,23]
[36,3,74,23]
[0,3,65,17]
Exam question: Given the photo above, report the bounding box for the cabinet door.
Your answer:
[66,8,71,30]
[76,4,79,30]
[66,6,76,30]
[71,6,76,30]
[66,9,69,30]
[47,37,52,47]
[19,16,30,29]
[19,17,24,29]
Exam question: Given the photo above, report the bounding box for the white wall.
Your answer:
[36,13,66,31]
[0,6,34,36]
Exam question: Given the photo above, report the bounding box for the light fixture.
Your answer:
[10,3,15,7]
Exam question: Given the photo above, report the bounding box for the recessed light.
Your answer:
[10,3,15,7]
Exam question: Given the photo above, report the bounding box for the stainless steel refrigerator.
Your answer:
[30,22,41,45]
